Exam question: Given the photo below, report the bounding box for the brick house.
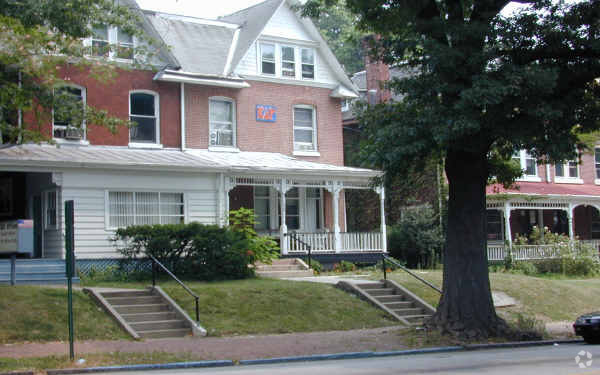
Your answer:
[0,0,387,263]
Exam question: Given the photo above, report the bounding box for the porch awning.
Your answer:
[0,144,380,180]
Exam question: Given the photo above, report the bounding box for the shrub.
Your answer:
[304,258,322,274]
[113,222,255,281]
[333,260,357,273]
[387,206,444,269]
[512,261,537,276]
[229,208,280,264]
[511,313,546,340]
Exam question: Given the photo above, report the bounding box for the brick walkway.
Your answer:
[1,327,407,360]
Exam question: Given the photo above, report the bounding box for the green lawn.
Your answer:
[0,285,129,344]
[376,270,600,322]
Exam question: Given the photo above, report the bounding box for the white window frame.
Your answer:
[257,40,317,81]
[555,160,583,184]
[52,84,88,144]
[44,190,58,230]
[293,105,318,154]
[209,96,237,150]
[104,190,187,230]
[595,147,600,185]
[129,90,161,148]
[341,99,350,112]
[86,25,135,62]
[512,150,540,182]
[253,186,271,232]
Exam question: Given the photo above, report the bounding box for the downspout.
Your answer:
[180,82,186,150]
[17,71,22,143]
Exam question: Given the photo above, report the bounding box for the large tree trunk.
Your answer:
[428,148,507,339]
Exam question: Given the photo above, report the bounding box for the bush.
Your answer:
[512,261,537,276]
[304,258,322,274]
[387,206,444,268]
[229,207,280,264]
[113,222,255,281]
[333,260,357,273]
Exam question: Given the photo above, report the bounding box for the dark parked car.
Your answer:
[574,313,600,343]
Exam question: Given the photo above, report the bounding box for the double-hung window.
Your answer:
[130,91,159,144]
[595,147,600,182]
[107,191,184,228]
[253,186,271,231]
[293,105,317,152]
[301,48,315,79]
[260,43,276,75]
[53,85,86,141]
[44,190,58,230]
[555,161,579,179]
[281,46,296,77]
[209,97,236,148]
[512,150,538,181]
[89,25,134,60]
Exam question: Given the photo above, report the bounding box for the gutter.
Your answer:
[154,70,250,89]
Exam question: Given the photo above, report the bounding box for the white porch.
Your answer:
[218,175,387,254]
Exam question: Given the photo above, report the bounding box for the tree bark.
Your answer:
[428,148,508,339]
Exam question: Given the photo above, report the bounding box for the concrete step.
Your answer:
[121,311,178,323]
[113,303,171,314]
[383,301,414,309]
[358,283,386,290]
[364,288,395,296]
[101,290,154,298]
[105,296,163,305]
[268,258,301,266]
[129,319,188,331]
[256,270,314,278]
[374,295,405,303]
[138,328,191,339]
[404,314,432,324]
[255,264,304,271]
[393,308,423,316]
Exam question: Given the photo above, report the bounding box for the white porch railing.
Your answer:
[487,241,600,261]
[286,232,383,253]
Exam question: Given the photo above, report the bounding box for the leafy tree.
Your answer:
[0,0,155,143]
[305,0,600,338]
[310,0,365,75]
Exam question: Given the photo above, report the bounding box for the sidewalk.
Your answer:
[0,327,408,360]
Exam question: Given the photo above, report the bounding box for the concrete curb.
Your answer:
[45,360,234,375]
[40,339,583,374]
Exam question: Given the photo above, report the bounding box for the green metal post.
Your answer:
[65,200,75,361]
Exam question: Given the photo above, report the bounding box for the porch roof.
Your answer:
[0,144,380,179]
[487,182,600,199]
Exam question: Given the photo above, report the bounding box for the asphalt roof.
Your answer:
[0,144,379,179]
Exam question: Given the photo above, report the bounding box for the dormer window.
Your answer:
[301,48,315,79]
[88,25,134,61]
[258,41,316,80]
[260,43,275,75]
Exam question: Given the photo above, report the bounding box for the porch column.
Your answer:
[538,210,544,240]
[274,179,291,255]
[503,202,512,247]
[223,176,235,226]
[217,173,225,227]
[327,181,343,253]
[375,185,387,253]
[567,203,574,241]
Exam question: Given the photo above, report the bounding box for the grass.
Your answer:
[375,270,600,322]
[0,351,205,373]
[0,285,129,344]
[161,278,397,336]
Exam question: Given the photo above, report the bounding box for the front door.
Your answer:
[33,195,43,258]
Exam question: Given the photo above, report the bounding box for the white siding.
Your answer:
[235,41,258,76]
[60,170,219,259]
[314,49,336,85]
[262,5,312,41]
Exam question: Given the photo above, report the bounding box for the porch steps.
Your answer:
[337,279,436,326]
[255,258,314,278]
[85,287,206,339]
[0,258,79,285]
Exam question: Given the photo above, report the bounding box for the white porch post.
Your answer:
[217,173,225,227]
[326,181,342,253]
[375,185,387,253]
[274,179,291,255]
[503,202,512,247]
[223,176,234,226]
[538,210,544,240]
[567,203,574,241]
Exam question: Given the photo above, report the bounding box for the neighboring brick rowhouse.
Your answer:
[363,36,391,105]
[33,65,181,147]
[185,80,344,166]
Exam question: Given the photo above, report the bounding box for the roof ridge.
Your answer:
[218,0,274,19]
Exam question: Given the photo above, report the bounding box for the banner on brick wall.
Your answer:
[256,105,276,122]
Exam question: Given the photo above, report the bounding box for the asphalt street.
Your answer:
[104,343,600,375]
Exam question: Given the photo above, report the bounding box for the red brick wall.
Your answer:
[184,81,344,166]
[33,65,181,147]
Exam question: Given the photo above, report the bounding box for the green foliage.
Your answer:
[78,265,150,283]
[228,208,280,264]
[113,223,255,281]
[305,258,322,274]
[511,313,546,341]
[0,0,159,143]
[333,260,357,273]
[387,206,444,269]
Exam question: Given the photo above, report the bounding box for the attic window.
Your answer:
[88,25,134,61]
[281,46,295,77]
[260,43,275,75]
[301,48,315,79]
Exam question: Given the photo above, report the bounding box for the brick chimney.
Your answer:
[363,35,391,104]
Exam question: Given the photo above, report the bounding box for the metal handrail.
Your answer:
[149,254,200,322]
[284,232,312,267]
[381,254,442,294]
